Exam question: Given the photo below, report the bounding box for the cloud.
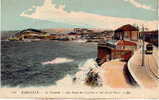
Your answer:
[124,0,155,11]
[20,0,158,30]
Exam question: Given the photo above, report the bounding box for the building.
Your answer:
[140,30,158,46]
[97,40,137,65]
[74,28,94,35]
[116,40,137,51]
[114,24,139,41]
[67,32,81,40]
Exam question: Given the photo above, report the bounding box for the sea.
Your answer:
[1,40,97,87]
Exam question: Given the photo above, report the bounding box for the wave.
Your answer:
[54,58,104,88]
[41,57,74,65]
[5,58,108,89]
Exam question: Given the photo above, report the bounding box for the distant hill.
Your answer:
[42,28,74,34]
[1,28,112,40]
[15,28,47,36]
[20,28,43,33]
[42,28,107,34]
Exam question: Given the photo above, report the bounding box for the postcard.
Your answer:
[0,0,159,99]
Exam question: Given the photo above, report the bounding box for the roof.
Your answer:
[115,24,139,32]
[117,40,137,46]
[98,40,137,49]
[140,30,158,35]
[98,40,117,49]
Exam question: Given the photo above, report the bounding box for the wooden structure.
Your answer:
[114,24,139,41]
[97,40,137,65]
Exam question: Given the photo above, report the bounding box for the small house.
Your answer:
[114,24,139,41]
[97,40,137,65]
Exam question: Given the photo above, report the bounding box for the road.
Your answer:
[145,52,159,79]
[152,46,159,77]
[128,45,159,88]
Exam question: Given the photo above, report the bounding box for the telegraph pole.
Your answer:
[141,25,145,66]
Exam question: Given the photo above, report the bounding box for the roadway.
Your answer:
[128,45,159,88]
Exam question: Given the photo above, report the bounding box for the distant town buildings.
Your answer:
[74,28,94,35]
[73,28,114,42]
[67,32,81,40]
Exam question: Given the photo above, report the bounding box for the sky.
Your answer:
[1,0,158,31]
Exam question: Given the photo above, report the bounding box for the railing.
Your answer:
[98,42,116,49]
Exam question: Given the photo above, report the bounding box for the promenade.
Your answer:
[101,60,132,88]
[128,46,159,88]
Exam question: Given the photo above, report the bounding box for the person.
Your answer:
[72,77,77,82]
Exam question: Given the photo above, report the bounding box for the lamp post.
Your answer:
[141,26,145,66]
